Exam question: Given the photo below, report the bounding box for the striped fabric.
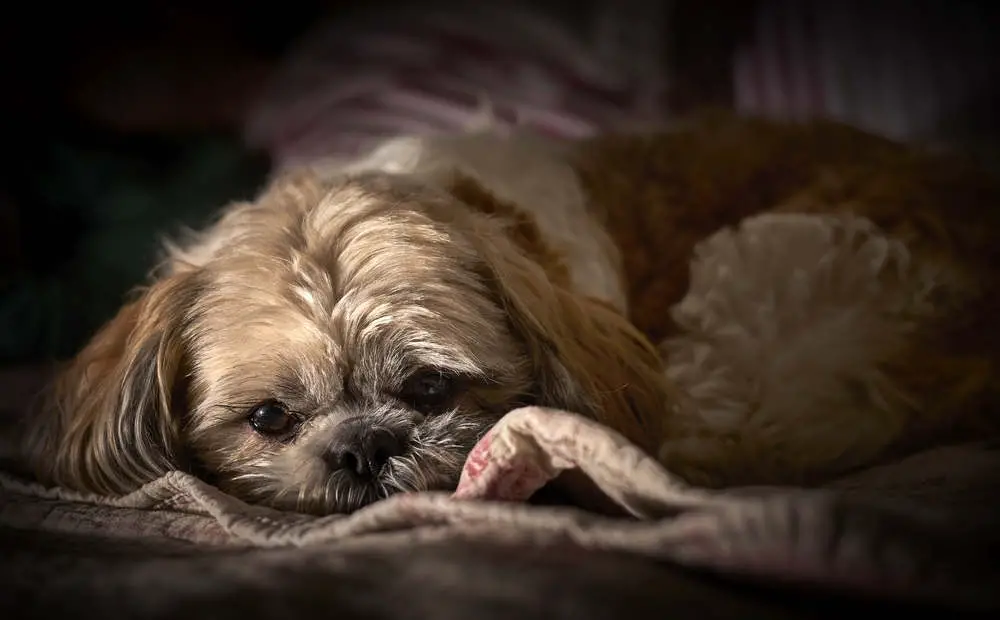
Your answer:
[244,1,673,169]
[733,0,1000,142]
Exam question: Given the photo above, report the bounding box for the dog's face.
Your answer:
[180,174,534,513]
[25,171,666,514]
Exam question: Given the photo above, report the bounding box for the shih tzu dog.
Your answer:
[23,114,1000,514]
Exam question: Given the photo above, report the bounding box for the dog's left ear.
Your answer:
[451,176,670,453]
[22,269,202,495]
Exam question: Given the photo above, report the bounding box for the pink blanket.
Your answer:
[2,405,998,612]
[452,407,1000,608]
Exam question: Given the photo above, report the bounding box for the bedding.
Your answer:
[244,0,673,169]
[2,405,998,616]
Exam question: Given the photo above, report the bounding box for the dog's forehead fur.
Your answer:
[180,174,526,415]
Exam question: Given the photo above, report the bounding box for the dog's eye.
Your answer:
[248,400,294,435]
[399,370,456,414]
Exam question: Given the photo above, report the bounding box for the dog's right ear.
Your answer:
[23,270,202,495]
[449,175,671,455]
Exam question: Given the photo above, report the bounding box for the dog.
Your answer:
[22,114,1000,513]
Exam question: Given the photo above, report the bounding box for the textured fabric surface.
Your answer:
[10,524,971,620]
[244,1,673,168]
[3,406,998,613]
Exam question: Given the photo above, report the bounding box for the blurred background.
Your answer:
[0,0,998,387]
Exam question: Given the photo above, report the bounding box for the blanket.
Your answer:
[244,1,671,169]
[2,406,999,615]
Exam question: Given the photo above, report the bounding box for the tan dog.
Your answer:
[23,114,1000,513]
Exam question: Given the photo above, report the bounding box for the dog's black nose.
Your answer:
[325,422,404,479]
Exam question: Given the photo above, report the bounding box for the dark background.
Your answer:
[0,0,327,366]
[0,0,997,373]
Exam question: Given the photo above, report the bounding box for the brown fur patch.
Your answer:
[448,173,669,454]
[447,173,573,288]
[571,114,909,344]
[571,112,1000,452]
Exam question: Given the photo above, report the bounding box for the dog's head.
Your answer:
[24,171,666,513]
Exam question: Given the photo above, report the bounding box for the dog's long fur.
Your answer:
[23,114,1000,512]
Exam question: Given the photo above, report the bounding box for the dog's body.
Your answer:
[24,115,1000,512]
